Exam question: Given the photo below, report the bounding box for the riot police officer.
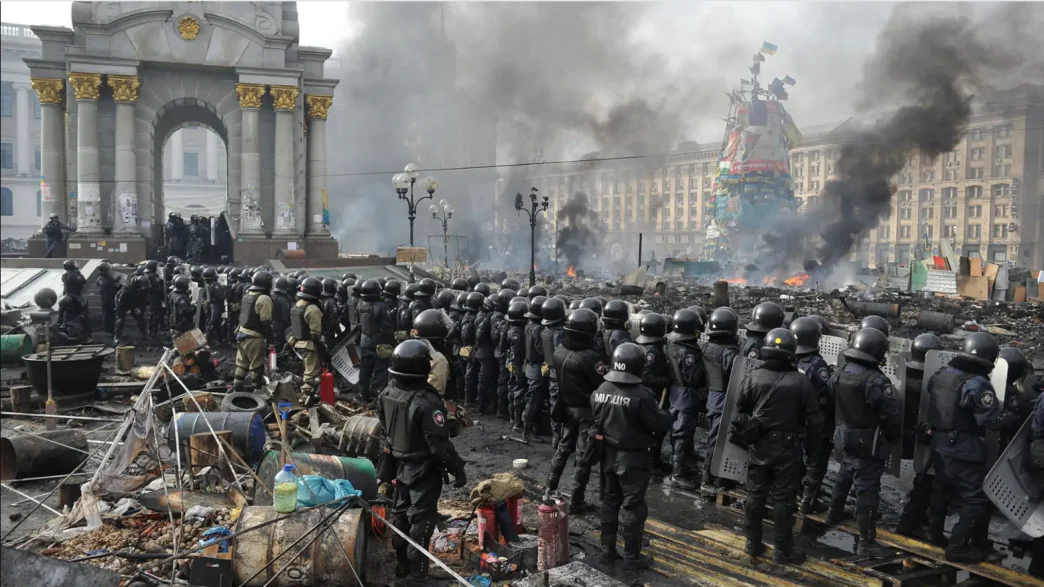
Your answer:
[57,295,89,344]
[523,296,549,442]
[97,262,120,335]
[860,315,890,337]
[167,276,195,337]
[42,213,72,258]
[450,277,468,292]
[541,297,569,448]
[144,260,166,336]
[501,277,520,291]
[383,279,403,337]
[114,275,149,345]
[666,308,705,490]
[505,300,529,431]
[61,260,86,297]
[270,277,292,359]
[225,268,245,342]
[475,293,500,415]
[701,307,741,496]
[290,277,327,396]
[592,343,672,569]
[411,279,436,325]
[412,309,451,398]
[547,307,608,515]
[494,289,516,419]
[741,302,784,359]
[636,313,671,474]
[163,256,178,292]
[446,292,468,402]
[320,278,340,348]
[461,292,484,409]
[998,347,1034,446]
[895,333,944,537]
[601,300,632,356]
[825,327,901,558]
[233,271,274,392]
[202,268,224,343]
[339,278,359,337]
[790,316,834,513]
[527,285,547,301]
[733,329,823,564]
[378,340,467,585]
[398,283,420,340]
[923,332,1018,563]
[358,279,396,400]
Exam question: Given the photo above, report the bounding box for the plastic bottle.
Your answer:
[273,464,298,513]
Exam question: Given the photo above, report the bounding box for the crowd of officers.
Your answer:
[51,262,1044,576]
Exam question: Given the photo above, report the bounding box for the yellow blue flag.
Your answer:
[761,41,778,56]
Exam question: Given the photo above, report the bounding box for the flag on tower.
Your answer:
[760,41,778,56]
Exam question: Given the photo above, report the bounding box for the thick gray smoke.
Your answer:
[763,3,1040,271]
[556,192,602,269]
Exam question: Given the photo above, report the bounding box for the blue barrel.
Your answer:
[168,412,268,463]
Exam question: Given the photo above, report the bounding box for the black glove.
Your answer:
[1031,439,1044,471]
[453,470,468,489]
[916,421,933,445]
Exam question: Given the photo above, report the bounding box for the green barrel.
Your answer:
[1,334,34,365]
[254,451,377,505]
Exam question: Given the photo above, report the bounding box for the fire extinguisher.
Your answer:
[319,369,335,405]
[268,345,277,371]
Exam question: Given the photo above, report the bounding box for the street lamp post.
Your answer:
[515,187,549,287]
[431,199,454,268]
[392,163,438,247]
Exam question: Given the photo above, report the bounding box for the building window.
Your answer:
[968,129,983,141]
[994,124,1013,139]
[810,165,820,176]
[968,205,982,218]
[35,149,40,170]
[944,169,957,181]
[899,190,912,203]
[992,184,1010,198]
[809,151,820,161]
[900,208,912,220]
[968,224,981,239]
[992,164,1011,177]
[900,225,911,239]
[810,180,821,192]
[969,147,984,160]
[702,177,711,188]
[0,187,12,216]
[922,153,936,165]
[36,189,41,216]
[942,187,957,200]
[944,152,959,163]
[921,170,935,182]
[966,185,982,199]
[994,205,1008,217]
[794,182,803,193]
[943,224,957,237]
[898,172,913,184]
[992,223,1008,238]
[184,152,199,177]
[995,144,1012,158]
[793,166,804,178]
[877,225,890,240]
[0,143,13,169]
[920,207,934,219]
[968,167,984,179]
[924,224,933,239]
[0,84,12,118]
[918,188,934,202]
[944,206,957,218]
[792,153,804,163]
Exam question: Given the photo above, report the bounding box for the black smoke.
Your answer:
[556,192,602,269]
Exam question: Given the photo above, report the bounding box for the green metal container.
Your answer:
[0,334,34,365]
[254,451,378,505]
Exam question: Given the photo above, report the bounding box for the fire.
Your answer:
[566,265,577,278]
[762,275,777,285]
[724,277,747,285]
[784,272,811,287]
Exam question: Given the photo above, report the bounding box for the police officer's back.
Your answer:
[97,262,120,335]
[357,279,395,400]
[57,295,88,344]
[601,300,632,356]
[790,316,834,512]
[665,308,706,490]
[701,307,741,494]
[271,277,292,353]
[903,333,943,458]
[168,276,195,336]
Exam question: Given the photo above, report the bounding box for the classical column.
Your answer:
[270,85,299,235]
[170,128,184,180]
[205,129,218,181]
[236,83,266,235]
[107,75,140,235]
[14,83,32,176]
[68,72,103,235]
[31,78,66,226]
[305,94,333,237]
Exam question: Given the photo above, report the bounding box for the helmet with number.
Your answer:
[687,306,709,330]
[63,260,78,271]
[416,278,436,299]
[998,347,1027,384]
[707,307,738,338]
[450,278,469,292]
[525,295,546,320]
[565,307,599,337]
[98,262,112,275]
[465,291,484,312]
[636,313,667,344]
[59,295,79,312]
[908,333,943,370]
[860,315,891,336]
[359,279,381,301]
[668,309,701,342]
[498,289,516,311]
[400,283,420,302]
[745,302,785,334]
[568,299,582,311]
[412,309,448,341]
[962,332,1000,366]
[274,277,290,295]
[166,256,179,265]
[761,328,798,361]
[844,327,889,365]
[383,279,402,298]
[517,287,530,299]
[173,275,191,292]
[527,285,547,300]
[789,316,823,355]
[541,297,567,326]
[341,272,357,281]
[321,278,337,296]
[388,339,432,379]
[452,292,468,311]
[501,278,520,291]
[145,260,159,273]
[483,291,498,311]
[203,267,218,282]
[507,301,528,324]
[579,297,603,316]
[604,342,645,385]
[473,282,491,297]
[436,289,456,310]
[298,277,323,301]
[603,300,629,325]
[251,271,273,292]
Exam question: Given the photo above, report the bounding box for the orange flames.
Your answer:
[566,265,577,278]
[724,277,747,285]
[784,273,811,287]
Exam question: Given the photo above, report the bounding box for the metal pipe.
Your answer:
[44,323,55,431]
[0,430,89,481]
[0,483,62,516]
[0,412,123,423]
[843,300,901,319]
[638,232,643,267]
[916,310,955,334]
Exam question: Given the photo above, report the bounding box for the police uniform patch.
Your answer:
[981,391,995,407]
[883,386,893,398]
[512,333,521,343]
[433,410,445,427]
[685,354,696,366]
[646,352,656,363]
[747,349,759,359]
[817,368,830,382]
[595,362,609,375]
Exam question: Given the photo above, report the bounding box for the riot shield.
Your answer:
[835,353,905,478]
[888,336,912,355]
[986,358,1009,467]
[711,356,763,483]
[818,335,848,367]
[984,417,1044,538]
[914,350,960,473]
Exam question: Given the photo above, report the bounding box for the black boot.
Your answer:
[406,516,438,585]
[798,487,817,515]
[699,468,718,498]
[856,508,893,558]
[824,491,846,526]
[569,484,596,516]
[599,518,621,566]
[621,522,653,569]
[772,549,807,565]
[745,538,765,557]
[670,462,698,491]
[945,508,990,564]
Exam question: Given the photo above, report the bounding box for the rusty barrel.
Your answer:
[254,451,378,505]
[846,301,900,319]
[233,505,367,587]
[916,311,955,334]
[337,415,382,462]
[0,430,88,481]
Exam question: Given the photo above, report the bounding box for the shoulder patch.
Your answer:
[747,349,759,359]
[595,362,609,375]
[685,354,697,366]
[433,410,445,427]
[646,352,656,364]
[512,332,521,343]
[883,385,894,398]
[817,368,830,382]
[980,391,995,407]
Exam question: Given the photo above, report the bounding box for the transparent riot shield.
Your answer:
[984,417,1044,538]
[711,356,763,484]
[888,336,912,355]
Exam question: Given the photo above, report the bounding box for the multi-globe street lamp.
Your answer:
[430,199,454,268]
[514,187,549,287]
[392,162,438,247]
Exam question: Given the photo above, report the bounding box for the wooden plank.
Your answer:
[1014,286,1027,303]
[969,256,983,277]
[957,276,990,300]
[984,263,1000,293]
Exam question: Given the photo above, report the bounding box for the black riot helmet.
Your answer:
[375,276,387,288]
[603,300,629,325]
[808,315,832,337]
[58,295,78,312]
[436,289,456,310]
[287,276,301,294]
[416,278,436,299]
[541,297,567,326]
[322,278,337,296]
[707,307,738,339]
[501,278,520,291]
[844,327,889,365]
[274,277,290,295]
[62,260,78,271]
[383,279,402,298]
[565,307,599,337]
[343,277,357,288]
[687,306,709,330]
[453,292,468,311]
[134,265,146,276]
[401,283,420,302]
[229,267,242,281]
[962,332,1000,365]
[299,276,323,301]
[761,328,798,361]
[166,256,178,265]
[859,315,891,336]
[498,289,516,311]
[341,272,357,281]
[908,333,943,371]
[173,275,191,292]
[554,294,570,305]
[251,271,273,292]
[507,301,528,324]
[525,295,546,320]
[203,267,218,282]
[604,342,645,385]
[412,309,448,341]
[450,278,469,292]
[467,274,481,289]
[999,347,1028,384]
[517,287,530,299]
[189,265,202,281]
[668,309,701,342]
[636,313,667,344]
[789,316,823,355]
[746,302,785,334]
[568,299,582,310]
[359,279,381,300]
[98,262,111,275]
[579,297,603,316]
[388,339,432,379]
[145,260,158,273]
[483,292,498,311]
[465,291,484,312]
[528,285,547,300]
[173,265,186,276]
[473,282,491,297]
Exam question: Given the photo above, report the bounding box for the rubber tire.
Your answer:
[220,391,268,416]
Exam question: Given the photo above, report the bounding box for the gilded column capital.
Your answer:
[236,83,266,110]
[68,72,103,101]
[31,78,65,105]
[107,75,140,103]
[270,85,300,111]
[306,94,333,120]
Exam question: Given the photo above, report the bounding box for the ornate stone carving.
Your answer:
[31,78,65,105]
[236,83,266,110]
[178,16,201,40]
[270,86,299,111]
[106,75,140,103]
[306,95,333,120]
[68,73,102,101]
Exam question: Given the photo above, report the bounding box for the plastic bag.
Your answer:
[296,475,362,508]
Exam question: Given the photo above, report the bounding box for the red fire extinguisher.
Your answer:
[268,345,277,371]
[537,496,569,571]
[319,369,335,405]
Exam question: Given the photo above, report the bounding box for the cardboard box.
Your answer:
[957,276,989,300]
[174,328,207,355]
[395,247,427,264]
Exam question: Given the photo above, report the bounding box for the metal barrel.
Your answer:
[916,311,955,334]
[337,415,382,462]
[846,301,901,319]
[254,451,378,506]
[233,505,367,587]
[0,333,34,365]
[168,412,267,463]
[0,430,88,481]
[713,280,730,308]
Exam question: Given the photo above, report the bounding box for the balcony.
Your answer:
[1,23,37,39]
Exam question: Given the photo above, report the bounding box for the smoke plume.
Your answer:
[556,192,602,269]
